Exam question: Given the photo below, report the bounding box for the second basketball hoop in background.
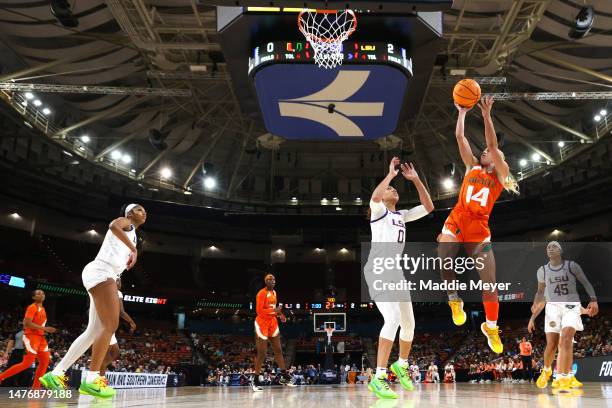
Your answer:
[298,9,357,69]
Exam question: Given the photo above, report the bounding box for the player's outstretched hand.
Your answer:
[478,95,494,116]
[388,157,400,177]
[45,326,57,334]
[400,162,419,182]
[527,319,535,334]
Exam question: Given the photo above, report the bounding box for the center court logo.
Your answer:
[278,71,384,137]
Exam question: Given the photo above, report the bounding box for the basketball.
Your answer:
[453,79,481,108]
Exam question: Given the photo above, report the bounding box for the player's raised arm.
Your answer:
[399,163,434,221]
[371,157,400,203]
[478,96,509,181]
[455,103,478,171]
[570,261,598,316]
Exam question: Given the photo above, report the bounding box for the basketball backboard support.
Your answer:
[208,1,453,13]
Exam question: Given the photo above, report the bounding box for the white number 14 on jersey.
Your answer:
[465,186,490,207]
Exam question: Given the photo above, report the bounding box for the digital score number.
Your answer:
[248,41,413,76]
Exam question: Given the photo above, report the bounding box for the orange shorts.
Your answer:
[441,209,491,244]
[23,334,48,355]
[255,316,279,340]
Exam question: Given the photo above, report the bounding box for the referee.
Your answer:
[2,328,31,387]
[519,337,533,382]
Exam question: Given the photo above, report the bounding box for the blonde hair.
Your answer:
[487,148,520,195]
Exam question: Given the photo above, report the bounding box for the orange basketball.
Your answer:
[453,79,481,108]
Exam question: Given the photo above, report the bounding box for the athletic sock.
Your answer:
[544,366,551,372]
[486,319,497,329]
[375,367,387,378]
[85,371,100,383]
[397,358,408,368]
[51,368,65,376]
[448,293,460,301]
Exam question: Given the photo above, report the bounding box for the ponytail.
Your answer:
[503,173,520,195]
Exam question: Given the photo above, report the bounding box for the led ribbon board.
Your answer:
[250,41,412,140]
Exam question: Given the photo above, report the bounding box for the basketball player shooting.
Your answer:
[528,241,598,392]
[251,274,296,391]
[438,96,519,354]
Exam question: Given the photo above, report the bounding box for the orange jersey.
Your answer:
[456,165,504,218]
[256,288,277,318]
[24,303,47,336]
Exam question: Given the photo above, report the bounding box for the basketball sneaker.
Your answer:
[368,375,398,399]
[79,376,115,398]
[448,300,466,326]
[551,378,560,389]
[569,375,583,388]
[39,372,68,391]
[556,376,571,393]
[390,361,414,391]
[480,323,503,354]
[536,368,552,389]
[251,376,263,392]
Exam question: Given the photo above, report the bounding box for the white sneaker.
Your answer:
[251,378,263,392]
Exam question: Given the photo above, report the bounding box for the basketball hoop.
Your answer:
[298,9,357,69]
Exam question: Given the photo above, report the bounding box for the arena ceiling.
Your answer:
[0,0,611,211]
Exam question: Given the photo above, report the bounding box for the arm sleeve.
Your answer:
[570,261,597,299]
[24,305,36,320]
[536,266,544,283]
[400,205,429,223]
[369,199,387,220]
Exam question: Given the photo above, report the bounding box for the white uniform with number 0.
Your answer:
[368,199,428,342]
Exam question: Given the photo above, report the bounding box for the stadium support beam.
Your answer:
[226,122,253,199]
[0,82,191,97]
[181,119,232,189]
[54,97,150,138]
[535,52,612,84]
[506,102,592,142]
[94,133,140,161]
[137,148,171,179]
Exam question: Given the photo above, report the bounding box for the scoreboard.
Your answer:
[248,41,412,76]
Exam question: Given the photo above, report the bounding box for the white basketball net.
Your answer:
[298,9,357,69]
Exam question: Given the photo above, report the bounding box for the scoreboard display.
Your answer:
[248,41,413,76]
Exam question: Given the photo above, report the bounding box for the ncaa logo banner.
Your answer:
[253,65,408,140]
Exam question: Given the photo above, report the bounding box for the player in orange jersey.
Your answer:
[251,273,295,391]
[438,96,519,354]
[0,290,56,389]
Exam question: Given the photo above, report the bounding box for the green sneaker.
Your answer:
[39,372,68,390]
[390,361,414,391]
[368,374,398,399]
[79,376,116,399]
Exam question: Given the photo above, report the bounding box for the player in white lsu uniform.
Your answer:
[528,241,598,392]
[366,157,434,399]
[40,204,146,398]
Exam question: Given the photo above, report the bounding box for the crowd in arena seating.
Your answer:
[0,308,191,375]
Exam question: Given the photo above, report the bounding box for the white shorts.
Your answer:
[82,260,119,291]
[109,334,117,346]
[544,302,583,334]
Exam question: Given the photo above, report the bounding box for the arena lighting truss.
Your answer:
[0,82,192,97]
[430,76,507,86]
[485,92,612,101]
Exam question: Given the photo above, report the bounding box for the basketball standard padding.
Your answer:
[453,79,481,108]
